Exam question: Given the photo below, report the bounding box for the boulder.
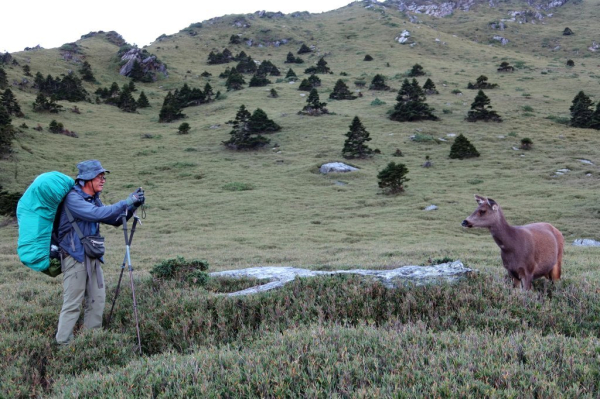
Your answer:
[319,162,359,174]
[573,239,600,247]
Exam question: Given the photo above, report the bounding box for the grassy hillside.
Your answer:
[1,0,600,396]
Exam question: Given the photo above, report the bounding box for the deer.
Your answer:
[462,195,563,290]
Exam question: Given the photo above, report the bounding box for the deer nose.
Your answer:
[461,220,471,227]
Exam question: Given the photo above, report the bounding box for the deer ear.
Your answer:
[474,194,485,204]
[488,198,499,211]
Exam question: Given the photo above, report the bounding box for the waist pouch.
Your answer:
[81,235,105,259]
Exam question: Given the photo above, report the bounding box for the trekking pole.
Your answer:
[106,213,139,328]
[121,212,143,354]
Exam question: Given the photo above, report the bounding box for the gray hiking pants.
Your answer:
[55,255,105,344]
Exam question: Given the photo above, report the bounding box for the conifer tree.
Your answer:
[449,134,480,159]
[569,91,594,128]
[467,90,502,122]
[308,74,322,87]
[79,61,95,82]
[129,60,146,82]
[377,162,409,194]
[305,57,331,74]
[408,63,425,77]
[342,116,373,159]
[32,93,63,113]
[269,88,279,98]
[0,104,15,154]
[363,54,373,61]
[369,74,390,91]
[223,105,270,150]
[1,89,24,117]
[257,60,280,76]
[248,108,281,133]
[301,89,328,115]
[118,89,137,112]
[467,75,498,90]
[48,119,64,133]
[137,91,150,108]
[285,68,297,80]
[236,55,257,74]
[0,67,7,89]
[22,65,32,77]
[178,122,191,134]
[423,78,438,94]
[249,74,271,87]
[389,79,438,122]
[229,34,242,45]
[226,69,246,91]
[298,44,312,54]
[329,79,356,100]
[204,83,214,101]
[158,91,185,122]
[589,102,600,130]
[298,79,312,91]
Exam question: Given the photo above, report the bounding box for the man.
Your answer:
[55,159,144,345]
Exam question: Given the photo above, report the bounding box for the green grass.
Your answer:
[2,0,600,396]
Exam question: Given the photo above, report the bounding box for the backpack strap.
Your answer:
[64,206,85,240]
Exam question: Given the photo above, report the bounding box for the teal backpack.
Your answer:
[16,171,75,275]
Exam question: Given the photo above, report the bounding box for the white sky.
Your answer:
[1,0,357,53]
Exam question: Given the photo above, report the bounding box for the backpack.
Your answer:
[16,171,75,274]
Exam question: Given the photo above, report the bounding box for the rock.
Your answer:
[424,205,438,211]
[320,162,359,174]
[493,36,509,45]
[210,261,474,296]
[578,159,595,165]
[573,239,600,247]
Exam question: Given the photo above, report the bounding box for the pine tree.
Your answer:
[229,34,242,44]
[285,52,297,64]
[467,75,498,90]
[449,134,480,159]
[159,91,185,122]
[298,79,312,91]
[329,79,356,100]
[1,89,24,117]
[304,57,331,74]
[79,61,95,82]
[301,89,328,115]
[223,105,270,150]
[118,89,137,112]
[423,78,438,94]
[32,93,63,113]
[408,63,425,77]
[137,91,150,108]
[0,104,15,155]
[129,60,146,82]
[308,74,321,87]
[589,102,600,130]
[298,44,312,54]
[257,60,280,76]
[248,108,281,133]
[226,69,246,91]
[249,75,271,87]
[204,83,214,101]
[342,116,373,159]
[389,79,438,122]
[369,74,389,91]
[269,88,279,98]
[363,54,373,61]
[377,162,409,194]
[236,55,257,74]
[0,67,7,89]
[22,65,32,77]
[285,68,297,80]
[467,90,502,122]
[569,91,594,128]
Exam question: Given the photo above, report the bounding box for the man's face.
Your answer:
[91,173,106,193]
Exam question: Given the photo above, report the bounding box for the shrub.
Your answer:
[229,34,242,44]
[364,54,373,61]
[269,88,279,98]
[566,59,575,67]
[249,75,271,87]
[298,44,312,54]
[370,98,386,106]
[520,137,533,150]
[449,134,480,159]
[0,185,21,216]
[178,122,191,134]
[369,74,390,91]
[377,162,409,194]
[467,75,498,90]
[222,182,254,191]
[48,120,64,133]
[304,57,331,74]
[150,256,209,286]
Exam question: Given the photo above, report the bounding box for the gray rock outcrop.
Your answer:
[211,261,474,296]
[320,162,359,174]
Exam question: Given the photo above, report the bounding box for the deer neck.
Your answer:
[487,210,515,250]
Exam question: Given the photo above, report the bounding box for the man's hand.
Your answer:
[127,188,145,208]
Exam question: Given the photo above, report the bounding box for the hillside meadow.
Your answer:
[1,0,600,396]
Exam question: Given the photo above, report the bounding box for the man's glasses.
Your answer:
[95,175,107,181]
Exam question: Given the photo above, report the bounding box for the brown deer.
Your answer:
[462,195,563,290]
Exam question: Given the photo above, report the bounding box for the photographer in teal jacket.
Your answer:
[55,160,144,345]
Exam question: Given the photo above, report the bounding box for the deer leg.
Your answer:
[521,276,533,290]
[512,276,521,288]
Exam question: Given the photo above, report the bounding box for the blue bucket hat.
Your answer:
[76,159,110,181]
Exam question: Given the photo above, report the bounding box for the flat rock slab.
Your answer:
[210,261,473,297]
[573,239,600,247]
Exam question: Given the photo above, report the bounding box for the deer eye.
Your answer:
[479,210,487,216]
